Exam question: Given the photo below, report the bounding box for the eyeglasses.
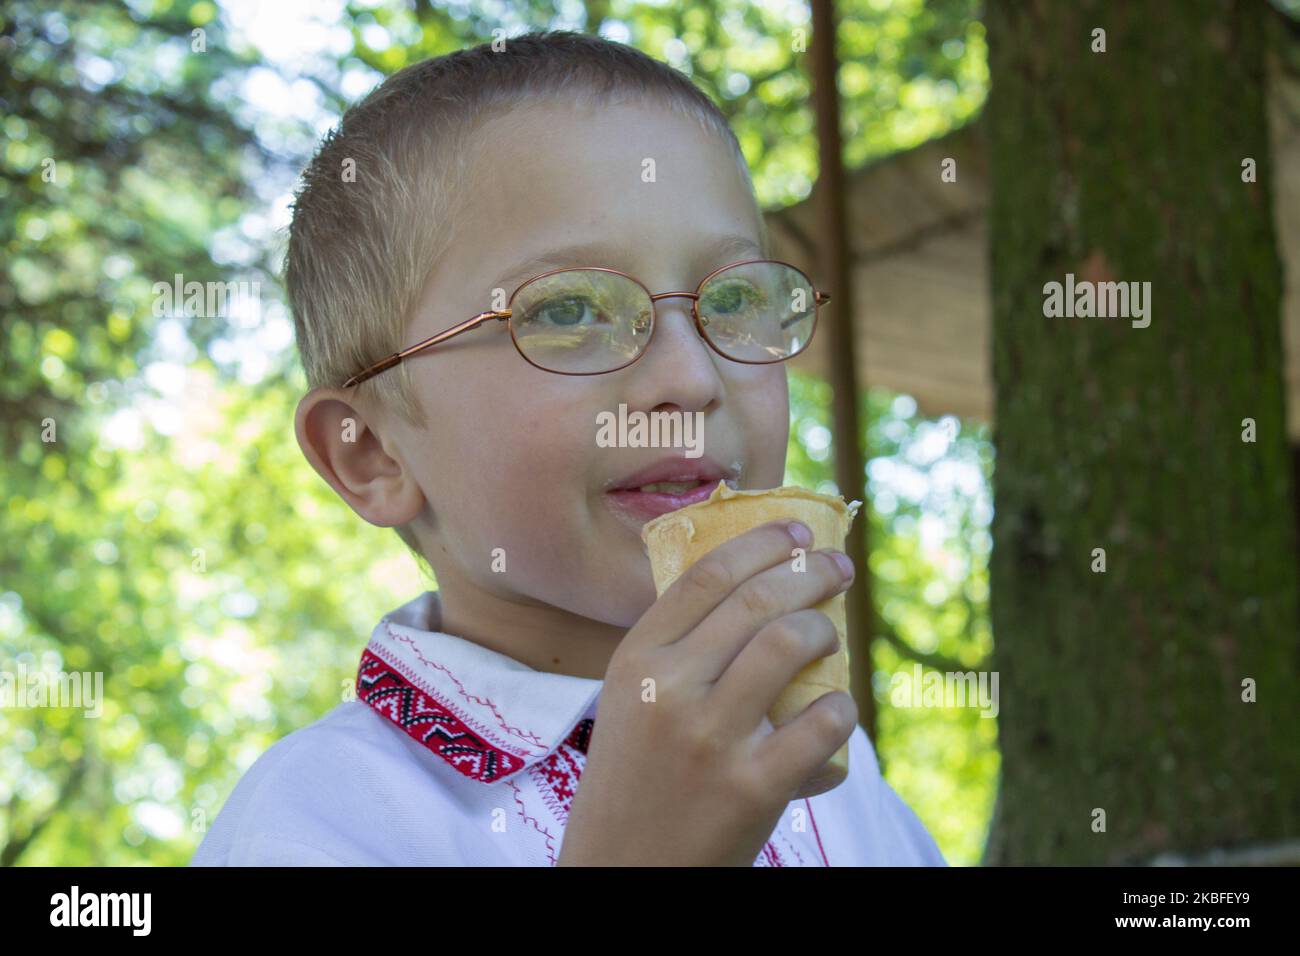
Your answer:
[340,258,829,387]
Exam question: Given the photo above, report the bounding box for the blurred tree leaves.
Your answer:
[1,0,992,865]
[787,373,996,866]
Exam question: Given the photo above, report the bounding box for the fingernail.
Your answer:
[831,551,854,581]
[787,521,812,548]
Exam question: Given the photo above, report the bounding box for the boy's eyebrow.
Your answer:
[487,233,765,295]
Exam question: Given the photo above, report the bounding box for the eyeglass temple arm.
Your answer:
[341,310,510,388]
[777,290,831,331]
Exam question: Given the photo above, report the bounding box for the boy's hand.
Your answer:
[558,520,857,866]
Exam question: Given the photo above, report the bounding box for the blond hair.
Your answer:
[286,30,762,555]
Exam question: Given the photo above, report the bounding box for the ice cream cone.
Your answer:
[641,481,862,797]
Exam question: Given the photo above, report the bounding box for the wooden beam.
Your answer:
[810,0,876,742]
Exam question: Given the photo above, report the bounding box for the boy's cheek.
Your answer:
[724,371,789,482]
[457,508,655,626]
[449,419,592,547]
[446,454,656,622]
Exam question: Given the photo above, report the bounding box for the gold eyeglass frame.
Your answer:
[340,257,830,388]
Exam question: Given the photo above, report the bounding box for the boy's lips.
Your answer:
[604,457,740,524]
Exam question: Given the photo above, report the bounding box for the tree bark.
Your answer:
[985,0,1300,864]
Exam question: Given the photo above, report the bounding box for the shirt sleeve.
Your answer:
[231,835,355,867]
[190,730,398,866]
[190,703,491,867]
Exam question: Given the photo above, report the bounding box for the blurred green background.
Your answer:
[1,0,995,865]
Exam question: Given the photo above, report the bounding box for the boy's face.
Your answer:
[371,98,788,628]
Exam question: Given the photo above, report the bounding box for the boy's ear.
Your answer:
[294,388,425,528]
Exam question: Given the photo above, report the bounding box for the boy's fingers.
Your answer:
[634,520,811,648]
[678,550,850,677]
[709,609,840,730]
[747,690,857,798]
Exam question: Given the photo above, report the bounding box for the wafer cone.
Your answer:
[640,482,862,797]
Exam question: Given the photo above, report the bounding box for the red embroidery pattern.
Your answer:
[357,649,525,783]
[531,718,786,867]
[507,779,558,865]
[804,798,830,866]
[778,825,808,866]
[385,624,546,749]
[532,719,592,823]
[755,841,784,867]
[357,633,798,867]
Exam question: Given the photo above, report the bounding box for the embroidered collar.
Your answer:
[356,591,602,784]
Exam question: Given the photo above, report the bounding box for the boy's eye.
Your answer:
[701,280,765,316]
[524,293,609,327]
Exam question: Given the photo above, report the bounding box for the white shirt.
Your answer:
[191,591,946,866]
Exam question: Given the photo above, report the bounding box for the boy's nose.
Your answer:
[632,289,697,335]
[626,299,725,409]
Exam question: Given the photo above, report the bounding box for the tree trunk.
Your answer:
[985,0,1300,864]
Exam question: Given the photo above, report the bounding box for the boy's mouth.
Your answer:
[604,457,740,526]
[634,480,710,494]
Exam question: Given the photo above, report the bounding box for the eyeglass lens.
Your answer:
[508,261,817,374]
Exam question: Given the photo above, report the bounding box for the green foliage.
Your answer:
[331,0,987,207]
[1,0,992,865]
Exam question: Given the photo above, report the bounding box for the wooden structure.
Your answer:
[771,55,1300,438]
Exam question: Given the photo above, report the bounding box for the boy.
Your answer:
[192,30,945,866]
